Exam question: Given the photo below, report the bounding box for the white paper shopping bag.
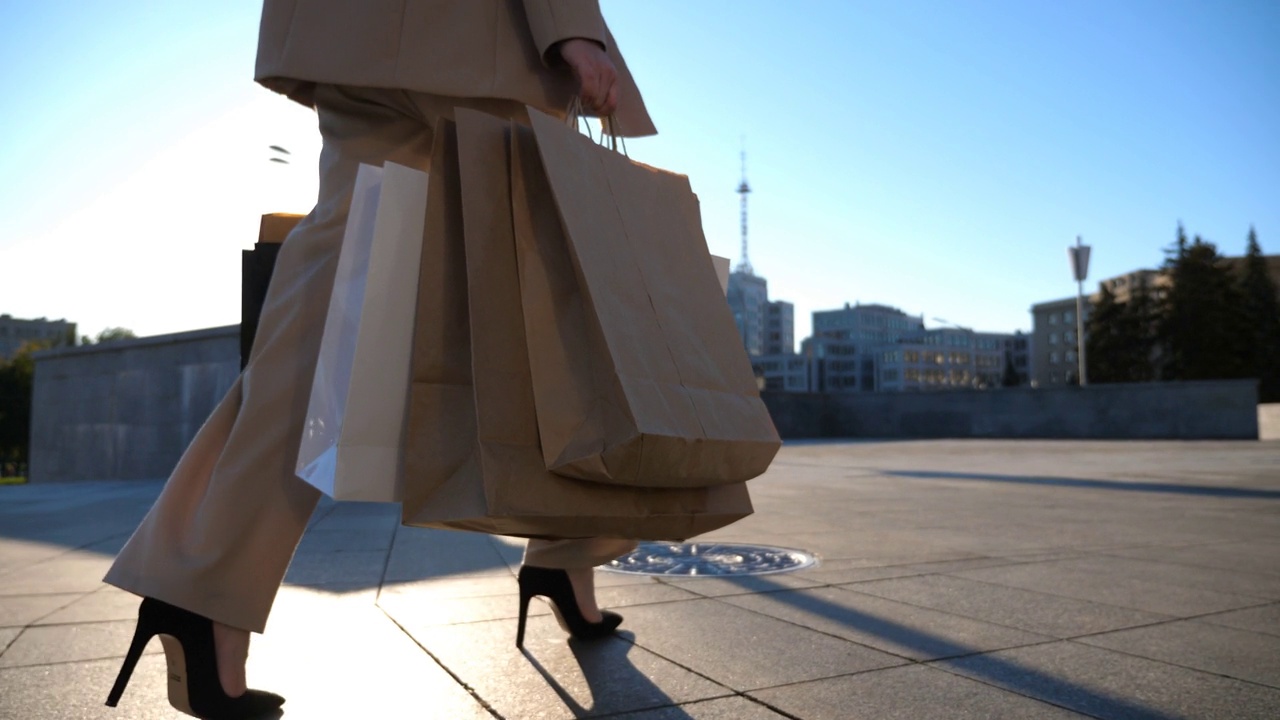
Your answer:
[296,162,429,500]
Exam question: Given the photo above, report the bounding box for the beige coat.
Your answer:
[255,0,656,136]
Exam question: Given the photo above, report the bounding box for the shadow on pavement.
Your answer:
[884,469,1280,499]
[734,574,1180,720]
[523,633,696,719]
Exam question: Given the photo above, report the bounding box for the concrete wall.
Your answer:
[29,326,239,482]
[1260,404,1280,441]
[763,380,1260,440]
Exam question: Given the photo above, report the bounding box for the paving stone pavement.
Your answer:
[1,439,1278,719]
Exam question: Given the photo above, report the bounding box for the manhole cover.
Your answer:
[604,542,817,577]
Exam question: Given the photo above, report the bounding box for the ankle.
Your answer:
[211,621,249,698]
[563,567,603,623]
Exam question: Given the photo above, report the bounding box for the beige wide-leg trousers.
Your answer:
[104,85,636,634]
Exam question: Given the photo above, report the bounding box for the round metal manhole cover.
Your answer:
[604,542,817,577]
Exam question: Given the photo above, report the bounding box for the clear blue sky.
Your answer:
[2,0,1277,344]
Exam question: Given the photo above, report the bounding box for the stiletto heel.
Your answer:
[515,566,622,648]
[106,614,153,707]
[104,597,285,719]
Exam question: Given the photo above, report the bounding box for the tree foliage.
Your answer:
[1157,227,1249,381]
[0,341,45,467]
[1239,227,1280,401]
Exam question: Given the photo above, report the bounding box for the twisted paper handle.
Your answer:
[565,97,628,157]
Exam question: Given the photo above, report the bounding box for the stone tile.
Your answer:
[724,586,1051,662]
[802,556,1023,585]
[596,582,703,609]
[383,527,512,582]
[1105,541,1280,578]
[0,593,82,627]
[1078,620,1280,688]
[294,527,395,554]
[0,627,19,654]
[653,573,825,598]
[0,655,187,720]
[0,620,159,668]
[845,574,1172,638]
[395,616,732,719]
[952,560,1261,617]
[621,599,905,691]
[380,574,518,600]
[752,664,1088,719]
[0,539,76,576]
[606,696,791,719]
[0,556,114,595]
[1198,602,1280,637]
[378,585,534,627]
[35,587,140,625]
[1062,555,1280,601]
[281,550,388,587]
[939,640,1280,719]
[250,586,491,719]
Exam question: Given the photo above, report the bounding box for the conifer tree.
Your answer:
[1086,284,1128,382]
[1123,278,1158,381]
[1158,227,1248,380]
[1239,227,1280,401]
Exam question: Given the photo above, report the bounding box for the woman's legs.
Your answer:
[104,85,438,634]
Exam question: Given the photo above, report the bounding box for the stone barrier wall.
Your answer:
[29,326,239,482]
[28,328,1262,483]
[763,380,1260,440]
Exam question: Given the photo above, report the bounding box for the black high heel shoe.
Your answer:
[516,566,623,648]
[106,597,285,719]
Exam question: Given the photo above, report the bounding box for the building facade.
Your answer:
[726,271,769,356]
[764,301,794,355]
[0,315,75,360]
[1030,297,1089,388]
[727,270,796,358]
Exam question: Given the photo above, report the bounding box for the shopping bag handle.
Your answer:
[565,97,629,157]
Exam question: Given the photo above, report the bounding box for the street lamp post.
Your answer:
[1068,236,1091,387]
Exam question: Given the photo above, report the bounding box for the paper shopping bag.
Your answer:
[400,110,752,538]
[295,162,429,501]
[513,108,780,489]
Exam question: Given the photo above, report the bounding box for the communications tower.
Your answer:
[736,146,753,275]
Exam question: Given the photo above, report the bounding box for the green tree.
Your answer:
[1123,279,1159,382]
[1238,227,1280,402]
[0,341,45,469]
[1001,352,1021,387]
[1086,284,1130,382]
[95,327,137,343]
[1158,227,1248,380]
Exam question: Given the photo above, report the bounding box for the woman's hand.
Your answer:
[558,38,618,116]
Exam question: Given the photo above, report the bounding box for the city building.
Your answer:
[812,303,924,345]
[755,304,1024,394]
[877,328,1015,392]
[764,300,794,356]
[726,271,770,356]
[0,315,75,360]
[1030,297,1088,388]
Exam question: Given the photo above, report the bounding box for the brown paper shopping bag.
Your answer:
[400,110,752,539]
[513,108,780,489]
